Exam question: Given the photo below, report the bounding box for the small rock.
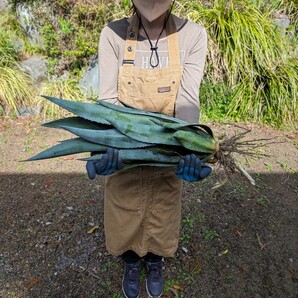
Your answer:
[19,55,48,82]
[79,57,99,97]
[182,246,188,253]
[19,106,42,117]
[0,0,10,12]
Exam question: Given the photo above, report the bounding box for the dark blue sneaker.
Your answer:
[122,260,141,298]
[145,260,164,298]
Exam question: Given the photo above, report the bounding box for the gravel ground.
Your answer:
[0,116,297,297]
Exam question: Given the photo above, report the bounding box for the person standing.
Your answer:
[86,1,211,297]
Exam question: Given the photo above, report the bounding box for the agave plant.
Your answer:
[28,96,218,166]
[26,96,270,185]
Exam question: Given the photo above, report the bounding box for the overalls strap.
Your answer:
[123,14,181,66]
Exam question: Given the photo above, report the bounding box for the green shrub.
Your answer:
[0,28,19,66]
[3,0,297,126]
[5,1,131,76]
[0,11,43,56]
[200,81,235,122]
[182,0,297,127]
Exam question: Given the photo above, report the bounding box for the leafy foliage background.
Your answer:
[1,0,297,127]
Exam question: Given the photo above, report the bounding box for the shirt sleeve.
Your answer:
[175,25,207,123]
[98,26,120,104]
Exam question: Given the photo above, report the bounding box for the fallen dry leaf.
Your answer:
[24,278,40,289]
[61,156,76,160]
[85,199,97,205]
[218,249,229,257]
[87,225,99,234]
[44,178,55,187]
[173,284,184,291]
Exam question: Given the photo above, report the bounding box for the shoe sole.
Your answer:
[145,279,162,298]
[122,277,140,298]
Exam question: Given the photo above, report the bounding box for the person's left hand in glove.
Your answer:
[176,154,212,182]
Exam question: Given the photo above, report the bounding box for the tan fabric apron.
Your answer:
[104,15,184,257]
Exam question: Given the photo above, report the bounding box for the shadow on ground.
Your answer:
[0,171,297,298]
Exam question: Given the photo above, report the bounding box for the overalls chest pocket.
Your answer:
[118,65,183,116]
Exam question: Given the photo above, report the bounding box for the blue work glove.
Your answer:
[86,148,124,180]
[176,154,212,182]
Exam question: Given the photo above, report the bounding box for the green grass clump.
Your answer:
[34,78,86,119]
[0,65,33,115]
[180,0,297,127]
[0,26,33,115]
[228,59,297,126]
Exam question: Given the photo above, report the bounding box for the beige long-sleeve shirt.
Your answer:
[98,14,207,122]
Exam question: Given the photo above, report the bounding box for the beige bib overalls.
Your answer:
[104,15,184,257]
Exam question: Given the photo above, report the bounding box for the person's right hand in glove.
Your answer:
[86,148,124,180]
[176,154,212,182]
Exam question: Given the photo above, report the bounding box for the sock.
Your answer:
[144,252,162,263]
[122,250,141,263]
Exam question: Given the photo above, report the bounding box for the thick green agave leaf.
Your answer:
[173,130,217,154]
[42,96,180,145]
[43,95,175,128]
[97,99,187,124]
[58,126,153,149]
[42,95,112,125]
[107,117,180,145]
[83,148,181,163]
[150,118,215,138]
[32,96,218,163]
[26,138,107,161]
[42,115,152,149]
[43,117,112,130]
[83,147,212,164]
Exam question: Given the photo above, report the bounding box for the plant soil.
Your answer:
[0,116,297,298]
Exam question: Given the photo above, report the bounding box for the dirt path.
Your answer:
[0,116,297,297]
